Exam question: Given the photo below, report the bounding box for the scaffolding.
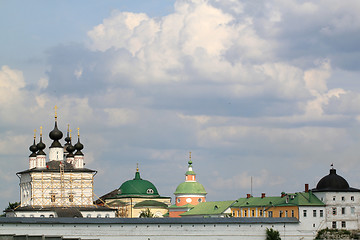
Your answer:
[28,165,95,207]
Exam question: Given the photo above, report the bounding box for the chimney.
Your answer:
[305,184,309,193]
[261,193,266,198]
[247,194,251,198]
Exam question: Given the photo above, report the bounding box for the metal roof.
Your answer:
[0,217,299,225]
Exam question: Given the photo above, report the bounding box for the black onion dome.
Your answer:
[66,142,75,158]
[29,139,37,157]
[64,135,71,143]
[49,121,63,141]
[49,121,63,148]
[74,137,84,156]
[313,168,360,192]
[36,137,46,156]
[64,129,71,153]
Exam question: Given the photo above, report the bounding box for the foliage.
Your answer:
[266,228,281,240]
[1,202,20,217]
[139,208,154,218]
[315,228,358,239]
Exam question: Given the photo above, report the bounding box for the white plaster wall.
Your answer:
[20,173,32,206]
[298,206,326,231]
[313,192,360,230]
[0,220,317,240]
[49,147,64,161]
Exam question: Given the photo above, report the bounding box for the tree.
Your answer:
[139,208,154,218]
[1,202,20,217]
[266,228,281,240]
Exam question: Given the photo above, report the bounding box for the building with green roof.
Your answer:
[180,201,236,218]
[169,153,207,217]
[100,166,171,218]
[230,190,325,227]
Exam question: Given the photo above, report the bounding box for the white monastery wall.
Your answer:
[0,218,317,240]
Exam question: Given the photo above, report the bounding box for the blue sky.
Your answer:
[1,0,360,211]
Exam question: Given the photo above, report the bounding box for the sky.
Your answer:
[1,0,360,211]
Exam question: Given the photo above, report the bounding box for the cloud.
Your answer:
[0,65,26,105]
[2,0,360,206]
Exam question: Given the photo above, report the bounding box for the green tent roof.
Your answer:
[117,171,160,197]
[174,182,207,195]
[180,201,235,216]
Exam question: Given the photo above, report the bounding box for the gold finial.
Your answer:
[188,151,192,166]
[33,129,36,139]
[67,124,70,132]
[69,129,72,139]
[54,105,58,120]
[77,127,80,137]
[40,126,43,137]
[136,163,139,172]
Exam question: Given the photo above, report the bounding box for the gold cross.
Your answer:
[40,126,43,136]
[77,127,80,137]
[136,163,139,172]
[33,129,36,139]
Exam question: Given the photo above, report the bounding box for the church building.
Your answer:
[168,153,207,217]
[6,110,115,218]
[98,165,171,218]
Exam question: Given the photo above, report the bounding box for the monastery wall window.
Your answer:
[341,221,346,228]
[351,207,355,215]
[332,196,336,201]
[341,207,345,215]
[342,196,345,201]
[252,210,255,217]
[291,210,294,218]
[313,210,316,217]
[244,210,247,217]
[332,221,337,229]
[259,210,263,217]
[285,210,288,217]
[332,207,337,215]
[320,210,324,217]
[303,210,307,217]
[351,196,354,201]
[279,211,283,218]
[268,211,273,218]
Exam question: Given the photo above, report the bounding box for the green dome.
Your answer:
[118,171,160,197]
[174,182,207,195]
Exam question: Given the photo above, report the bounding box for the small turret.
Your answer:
[74,128,84,168]
[36,126,46,168]
[174,152,207,206]
[66,128,75,165]
[64,124,71,156]
[29,129,37,169]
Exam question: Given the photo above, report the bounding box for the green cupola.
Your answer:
[117,165,160,197]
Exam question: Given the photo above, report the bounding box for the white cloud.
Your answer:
[0,65,26,104]
[37,77,49,90]
[104,108,138,126]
